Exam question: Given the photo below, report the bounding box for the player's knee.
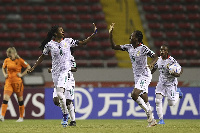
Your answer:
[53,97,60,106]
[155,98,162,105]
[18,101,24,106]
[66,99,72,106]
[3,100,8,104]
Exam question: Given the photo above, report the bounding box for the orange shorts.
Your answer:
[4,80,24,97]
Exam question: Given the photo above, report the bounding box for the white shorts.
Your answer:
[156,82,177,101]
[52,71,70,89]
[135,74,152,95]
[53,79,75,100]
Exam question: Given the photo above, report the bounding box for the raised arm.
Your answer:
[79,23,97,46]
[28,54,46,73]
[109,23,123,50]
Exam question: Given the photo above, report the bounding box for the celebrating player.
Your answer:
[151,44,183,124]
[0,47,30,122]
[109,23,158,127]
[27,24,97,127]
[49,48,77,126]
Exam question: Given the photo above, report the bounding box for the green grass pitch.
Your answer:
[0,119,200,133]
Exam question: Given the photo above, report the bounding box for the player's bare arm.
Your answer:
[109,23,123,50]
[79,23,97,46]
[17,65,31,78]
[148,54,158,70]
[28,54,46,73]
[2,67,8,78]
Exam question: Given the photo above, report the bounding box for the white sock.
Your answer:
[67,103,75,121]
[56,87,67,114]
[155,94,163,120]
[136,96,149,112]
[146,102,154,119]
[174,92,179,104]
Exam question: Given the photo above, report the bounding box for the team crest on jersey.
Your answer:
[64,42,68,48]
[166,63,170,69]
[136,51,140,56]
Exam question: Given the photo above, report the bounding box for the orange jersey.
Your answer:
[3,58,29,83]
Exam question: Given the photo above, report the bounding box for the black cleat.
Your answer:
[69,121,76,126]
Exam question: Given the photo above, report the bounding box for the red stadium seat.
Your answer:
[27,41,40,48]
[185,0,196,2]
[168,0,181,2]
[22,15,36,21]
[5,6,18,12]
[143,5,156,12]
[68,32,81,38]
[0,41,10,48]
[50,15,63,21]
[24,32,37,38]
[148,23,161,29]
[163,23,176,29]
[101,41,110,48]
[33,6,46,12]
[171,49,183,57]
[18,50,30,57]
[87,41,100,48]
[21,23,35,29]
[74,50,88,58]
[0,15,6,20]
[185,50,198,57]
[107,60,118,67]
[194,32,200,38]
[79,14,92,20]
[186,5,199,11]
[171,5,184,12]
[188,14,200,20]
[16,0,27,3]
[90,61,104,67]
[2,0,12,3]
[166,31,179,38]
[48,6,61,12]
[91,5,102,12]
[182,40,196,47]
[151,31,163,38]
[189,60,200,67]
[13,41,26,48]
[0,33,9,39]
[6,23,20,29]
[160,14,173,21]
[65,23,79,29]
[178,23,191,29]
[93,14,105,20]
[62,6,75,12]
[145,14,158,20]
[64,14,78,21]
[97,32,109,39]
[157,5,170,12]
[154,41,167,47]
[180,31,193,38]
[19,6,33,12]
[39,32,47,38]
[168,41,180,47]
[76,6,90,12]
[31,51,42,57]
[194,23,200,29]
[103,50,115,58]
[88,50,102,58]
[172,14,186,21]
[76,62,88,67]
[36,23,49,29]
[96,23,107,29]
[37,15,49,21]
[10,32,23,39]
[80,23,93,29]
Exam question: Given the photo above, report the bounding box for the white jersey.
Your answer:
[43,38,79,77]
[69,55,76,81]
[154,56,178,85]
[120,44,155,80]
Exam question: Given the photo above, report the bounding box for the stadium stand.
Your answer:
[0,0,117,68]
[138,0,200,66]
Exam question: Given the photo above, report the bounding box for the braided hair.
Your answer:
[134,30,143,44]
[39,25,59,50]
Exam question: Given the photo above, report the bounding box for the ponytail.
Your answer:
[39,25,59,50]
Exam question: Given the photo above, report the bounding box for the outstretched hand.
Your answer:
[27,67,34,74]
[109,23,115,33]
[93,23,97,34]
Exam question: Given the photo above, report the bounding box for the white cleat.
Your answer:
[147,119,157,127]
[0,116,4,122]
[16,117,23,122]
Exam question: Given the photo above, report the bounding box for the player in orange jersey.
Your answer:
[0,47,30,122]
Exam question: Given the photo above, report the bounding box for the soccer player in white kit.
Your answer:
[109,23,158,127]
[50,48,77,126]
[151,44,183,124]
[28,24,97,127]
